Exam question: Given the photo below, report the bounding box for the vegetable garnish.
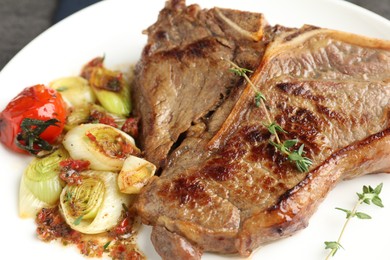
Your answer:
[49,76,96,108]
[59,159,90,185]
[324,183,384,259]
[59,170,131,235]
[103,241,111,251]
[81,56,131,117]
[4,57,149,260]
[19,147,70,218]
[0,84,66,154]
[16,118,61,155]
[88,109,118,128]
[121,117,139,138]
[63,124,140,171]
[226,59,313,172]
[80,56,104,80]
[117,155,156,194]
[36,207,77,242]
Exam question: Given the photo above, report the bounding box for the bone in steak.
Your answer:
[134,1,390,259]
[132,0,270,168]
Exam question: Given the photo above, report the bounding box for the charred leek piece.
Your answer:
[50,76,96,108]
[19,147,69,218]
[65,103,127,131]
[59,170,130,234]
[65,105,91,130]
[118,155,156,194]
[62,123,140,171]
[89,104,127,128]
[89,66,131,116]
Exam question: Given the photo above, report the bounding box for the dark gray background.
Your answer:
[0,0,389,70]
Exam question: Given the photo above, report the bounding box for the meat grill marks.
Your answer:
[132,0,270,168]
[134,2,390,260]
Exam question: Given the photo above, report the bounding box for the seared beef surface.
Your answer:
[134,1,390,259]
[133,0,270,168]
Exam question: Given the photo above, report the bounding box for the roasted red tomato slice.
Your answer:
[0,84,66,154]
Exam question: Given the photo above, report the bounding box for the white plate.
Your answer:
[0,0,389,259]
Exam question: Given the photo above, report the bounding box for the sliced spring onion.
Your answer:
[19,147,69,218]
[89,67,131,116]
[59,170,130,234]
[118,155,156,194]
[49,76,96,108]
[62,123,140,171]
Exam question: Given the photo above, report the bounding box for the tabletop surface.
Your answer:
[0,0,389,71]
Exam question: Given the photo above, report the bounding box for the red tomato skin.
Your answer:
[0,84,66,153]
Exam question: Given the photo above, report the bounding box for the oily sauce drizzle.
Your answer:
[36,207,144,260]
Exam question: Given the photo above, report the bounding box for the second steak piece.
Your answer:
[132,0,270,168]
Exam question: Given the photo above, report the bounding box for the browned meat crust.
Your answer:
[134,1,390,259]
[132,0,270,168]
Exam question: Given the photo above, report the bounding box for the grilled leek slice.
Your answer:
[19,147,69,218]
[89,66,131,116]
[62,123,140,171]
[118,155,156,194]
[59,170,130,234]
[50,76,96,108]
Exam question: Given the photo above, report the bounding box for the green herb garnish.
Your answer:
[324,183,384,259]
[226,59,312,172]
[16,118,60,155]
[103,241,111,251]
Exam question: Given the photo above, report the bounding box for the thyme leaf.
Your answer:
[229,67,253,77]
[255,91,266,107]
[264,122,287,135]
[324,183,384,259]
[325,241,343,257]
[225,59,312,172]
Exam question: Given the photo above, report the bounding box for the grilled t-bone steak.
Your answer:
[134,3,390,260]
[132,0,270,168]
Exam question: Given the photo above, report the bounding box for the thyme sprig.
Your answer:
[324,183,384,259]
[226,59,312,172]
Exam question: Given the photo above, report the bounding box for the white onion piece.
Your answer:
[118,155,156,194]
[59,170,130,234]
[63,123,140,171]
